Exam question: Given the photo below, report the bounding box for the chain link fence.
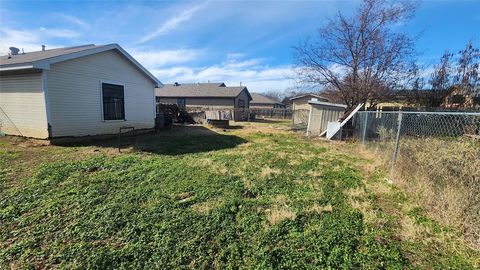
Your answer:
[356,111,480,168]
[355,110,480,247]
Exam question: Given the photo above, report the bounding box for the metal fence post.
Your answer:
[361,112,368,145]
[390,112,403,174]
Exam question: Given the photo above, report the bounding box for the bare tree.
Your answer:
[430,51,453,91]
[427,51,454,107]
[454,41,480,96]
[293,0,417,110]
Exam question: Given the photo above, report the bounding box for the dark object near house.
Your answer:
[157,103,179,123]
[155,113,172,131]
[155,104,177,131]
[177,110,196,124]
[207,119,229,128]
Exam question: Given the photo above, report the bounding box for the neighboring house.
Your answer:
[0,44,161,139]
[290,94,330,111]
[155,82,252,121]
[250,93,285,109]
[443,85,480,110]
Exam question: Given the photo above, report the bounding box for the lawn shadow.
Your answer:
[57,125,248,155]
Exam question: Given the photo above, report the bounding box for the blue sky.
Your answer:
[1,0,479,93]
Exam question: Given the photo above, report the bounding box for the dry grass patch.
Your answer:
[345,187,377,223]
[307,170,322,177]
[264,195,297,225]
[200,158,213,166]
[242,177,254,190]
[260,166,281,178]
[288,159,301,166]
[394,137,480,249]
[293,179,304,185]
[346,187,365,198]
[399,215,425,241]
[191,199,223,214]
[200,157,229,175]
[307,203,333,214]
[266,206,297,225]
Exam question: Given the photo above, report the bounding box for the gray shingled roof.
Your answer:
[156,83,251,99]
[250,93,282,104]
[0,44,102,67]
[0,44,161,86]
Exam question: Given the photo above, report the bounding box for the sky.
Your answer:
[0,0,479,93]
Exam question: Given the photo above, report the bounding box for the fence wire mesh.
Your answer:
[357,111,480,138]
[355,110,480,172]
[355,111,480,247]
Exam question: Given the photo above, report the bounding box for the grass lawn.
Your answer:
[1,121,478,269]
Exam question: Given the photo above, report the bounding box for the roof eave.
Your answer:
[0,64,35,71]
[12,44,162,86]
[237,87,252,101]
[156,95,238,98]
[308,100,347,108]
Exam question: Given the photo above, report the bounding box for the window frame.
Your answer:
[99,80,127,122]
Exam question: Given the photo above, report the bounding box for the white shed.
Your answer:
[306,99,347,136]
[0,44,161,139]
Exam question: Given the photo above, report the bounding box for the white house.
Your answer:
[0,44,161,139]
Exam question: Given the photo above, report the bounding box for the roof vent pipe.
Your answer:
[9,47,19,55]
[42,45,46,51]
[240,81,242,87]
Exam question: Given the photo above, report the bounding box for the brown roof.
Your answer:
[0,44,101,67]
[156,83,252,100]
[250,93,282,105]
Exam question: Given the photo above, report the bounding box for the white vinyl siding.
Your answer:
[46,50,155,137]
[0,71,49,138]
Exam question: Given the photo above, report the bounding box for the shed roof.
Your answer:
[0,43,161,86]
[156,83,252,100]
[250,93,283,105]
[308,99,347,109]
[290,93,329,101]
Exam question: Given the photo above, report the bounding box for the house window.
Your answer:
[177,98,186,109]
[102,83,125,120]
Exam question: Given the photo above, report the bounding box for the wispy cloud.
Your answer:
[151,54,295,92]
[39,27,80,38]
[137,2,207,44]
[129,48,203,68]
[55,13,90,30]
[0,27,80,54]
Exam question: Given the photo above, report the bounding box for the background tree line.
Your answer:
[285,0,479,110]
